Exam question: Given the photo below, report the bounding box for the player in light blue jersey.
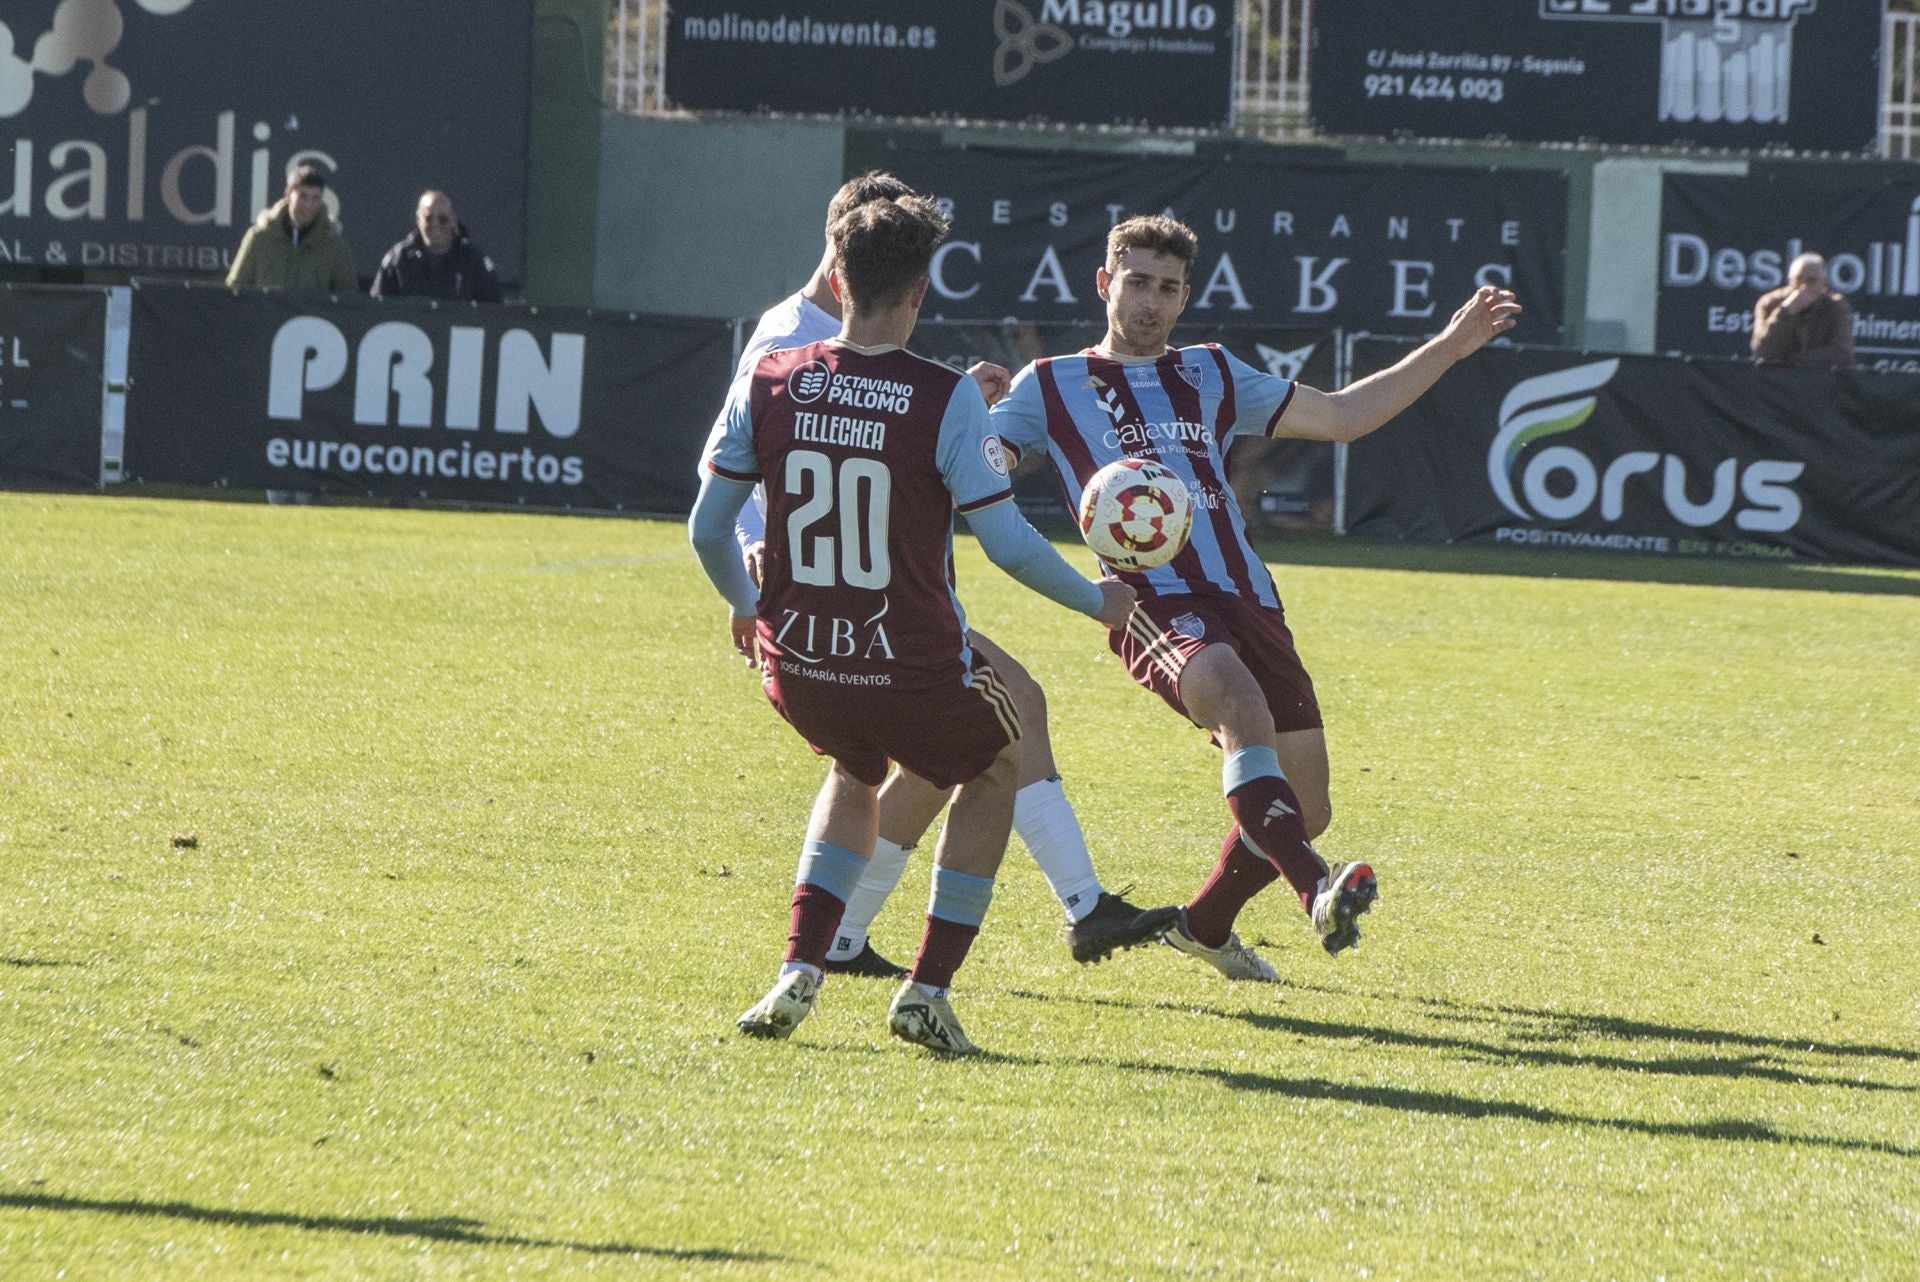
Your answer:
[993,215,1522,980]
[714,174,1180,978]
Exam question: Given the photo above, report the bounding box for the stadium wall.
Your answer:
[527,0,610,306]
[593,117,846,317]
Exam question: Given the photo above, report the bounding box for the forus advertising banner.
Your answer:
[666,0,1233,128]
[1658,173,1920,372]
[916,319,1339,528]
[0,284,105,488]
[1344,339,1920,566]
[0,0,530,281]
[123,286,735,513]
[885,145,1567,343]
[1312,1,1881,153]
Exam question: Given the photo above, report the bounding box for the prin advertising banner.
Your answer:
[0,0,531,282]
[1311,1,1881,153]
[0,284,105,488]
[123,287,734,513]
[1658,173,1920,373]
[1344,339,1920,567]
[665,0,1233,129]
[885,145,1567,343]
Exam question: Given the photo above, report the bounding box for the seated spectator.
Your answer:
[226,163,356,293]
[1751,253,1855,369]
[370,191,504,303]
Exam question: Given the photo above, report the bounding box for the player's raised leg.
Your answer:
[1171,642,1374,970]
[825,633,1176,974]
[737,763,876,1038]
[971,632,1178,963]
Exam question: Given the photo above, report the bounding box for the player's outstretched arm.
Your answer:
[1280,286,1522,443]
[688,471,762,664]
[966,501,1136,628]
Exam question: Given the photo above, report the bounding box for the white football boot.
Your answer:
[1166,909,1277,982]
[736,969,820,1039]
[887,982,980,1056]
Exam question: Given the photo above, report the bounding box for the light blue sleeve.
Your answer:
[700,368,761,485]
[933,378,1017,514]
[733,485,767,553]
[688,471,759,617]
[1223,349,1297,440]
[987,363,1051,465]
[964,502,1104,618]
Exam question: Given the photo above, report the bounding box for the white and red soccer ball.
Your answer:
[1077,458,1193,573]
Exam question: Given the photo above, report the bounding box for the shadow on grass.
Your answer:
[1279,985,1920,1066]
[0,1191,787,1263]
[1,958,80,968]
[897,1028,1916,1160]
[1006,989,1918,1094]
[1184,1066,1919,1159]
[1224,1009,1916,1094]
[1248,530,1920,598]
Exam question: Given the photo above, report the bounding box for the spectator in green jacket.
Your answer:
[226,163,356,293]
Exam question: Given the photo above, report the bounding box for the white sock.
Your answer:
[1013,777,1104,923]
[911,980,949,1001]
[779,961,822,981]
[824,836,913,961]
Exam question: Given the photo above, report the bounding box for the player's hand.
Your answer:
[1092,578,1138,629]
[742,539,765,589]
[968,361,1013,406]
[1441,286,1522,359]
[728,613,761,669]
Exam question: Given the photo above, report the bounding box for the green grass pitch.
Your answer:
[2,492,1916,1279]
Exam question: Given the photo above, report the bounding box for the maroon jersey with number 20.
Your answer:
[702,339,1020,786]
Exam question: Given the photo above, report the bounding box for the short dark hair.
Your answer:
[829,195,950,313]
[826,170,916,230]
[286,163,329,191]
[1106,215,1197,278]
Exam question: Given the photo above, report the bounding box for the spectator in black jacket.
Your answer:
[370,190,504,303]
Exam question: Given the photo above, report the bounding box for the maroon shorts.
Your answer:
[1111,592,1323,733]
[762,652,1020,789]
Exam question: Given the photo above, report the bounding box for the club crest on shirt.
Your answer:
[1169,612,1206,640]
[1175,363,1204,390]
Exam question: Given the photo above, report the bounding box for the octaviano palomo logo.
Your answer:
[0,0,198,119]
[1489,359,1618,520]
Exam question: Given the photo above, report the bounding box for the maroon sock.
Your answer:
[1183,826,1280,948]
[1225,776,1328,912]
[908,916,981,991]
[785,883,848,970]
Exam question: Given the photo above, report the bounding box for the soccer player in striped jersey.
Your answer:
[690,196,1137,1053]
[992,215,1522,980]
[723,173,1178,977]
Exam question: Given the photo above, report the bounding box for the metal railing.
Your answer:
[608,1,1918,161]
[1888,13,1919,161]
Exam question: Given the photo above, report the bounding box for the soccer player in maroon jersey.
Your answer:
[992,215,1521,980]
[690,196,1136,1053]
[724,173,1178,977]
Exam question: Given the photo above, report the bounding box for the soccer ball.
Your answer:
[1077,458,1193,573]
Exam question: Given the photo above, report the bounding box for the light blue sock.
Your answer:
[926,865,995,926]
[1223,745,1284,796]
[795,839,866,903]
